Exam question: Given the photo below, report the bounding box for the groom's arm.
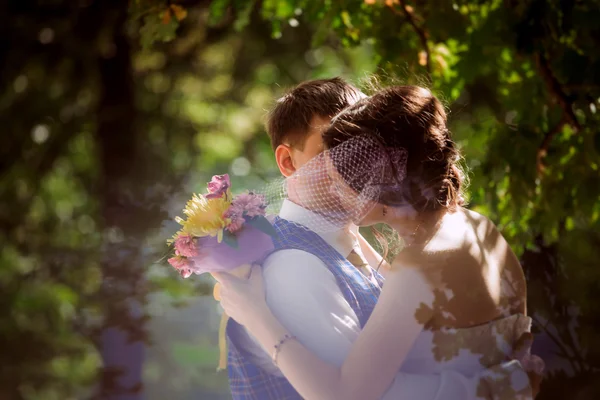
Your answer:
[232,248,362,376]
[262,249,363,366]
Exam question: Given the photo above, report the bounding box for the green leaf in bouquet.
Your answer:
[222,230,239,249]
[246,215,278,238]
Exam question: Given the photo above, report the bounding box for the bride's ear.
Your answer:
[275,144,296,177]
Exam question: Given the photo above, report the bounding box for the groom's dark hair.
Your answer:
[266,77,365,151]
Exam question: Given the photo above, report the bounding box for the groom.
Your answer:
[225,78,535,399]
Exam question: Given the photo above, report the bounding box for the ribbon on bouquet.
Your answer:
[212,264,253,371]
[213,282,229,371]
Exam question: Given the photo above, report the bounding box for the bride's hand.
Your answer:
[213,264,269,328]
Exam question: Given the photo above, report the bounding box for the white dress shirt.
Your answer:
[234,200,366,375]
[233,200,492,400]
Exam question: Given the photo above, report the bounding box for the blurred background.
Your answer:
[1,0,599,399]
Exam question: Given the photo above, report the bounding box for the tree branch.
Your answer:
[535,53,582,131]
[533,52,584,176]
[536,114,566,176]
[389,1,431,80]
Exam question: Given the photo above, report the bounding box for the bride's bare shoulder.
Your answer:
[394,209,490,271]
[392,208,500,268]
[460,207,498,234]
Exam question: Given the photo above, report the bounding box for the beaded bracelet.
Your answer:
[272,333,297,366]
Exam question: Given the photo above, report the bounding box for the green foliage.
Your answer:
[139,12,181,49]
[246,215,278,238]
[131,1,189,49]
[221,230,239,249]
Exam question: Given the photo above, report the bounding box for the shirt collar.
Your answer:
[279,199,356,257]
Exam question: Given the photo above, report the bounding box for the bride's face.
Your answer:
[325,155,382,227]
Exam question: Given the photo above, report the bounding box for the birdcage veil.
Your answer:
[263,134,408,233]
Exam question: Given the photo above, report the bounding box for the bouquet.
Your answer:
[166,174,277,369]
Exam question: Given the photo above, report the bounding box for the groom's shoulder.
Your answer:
[261,248,336,295]
[263,247,329,276]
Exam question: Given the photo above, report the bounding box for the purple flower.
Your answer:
[174,234,199,257]
[205,174,231,199]
[229,192,266,218]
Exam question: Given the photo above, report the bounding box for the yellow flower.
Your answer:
[175,193,231,241]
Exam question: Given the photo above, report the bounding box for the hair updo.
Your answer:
[322,85,465,213]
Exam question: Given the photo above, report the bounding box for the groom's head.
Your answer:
[267,78,365,177]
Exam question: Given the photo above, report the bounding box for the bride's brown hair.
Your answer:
[322,85,465,213]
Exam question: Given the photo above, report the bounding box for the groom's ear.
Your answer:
[275,144,296,177]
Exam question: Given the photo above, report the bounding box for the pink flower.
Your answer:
[223,192,266,233]
[229,192,266,218]
[169,256,190,272]
[168,255,193,279]
[226,215,245,233]
[174,234,199,257]
[179,268,193,279]
[205,174,231,199]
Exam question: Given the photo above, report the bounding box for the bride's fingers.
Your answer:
[218,286,230,305]
[212,272,234,285]
[213,271,246,287]
[249,264,263,284]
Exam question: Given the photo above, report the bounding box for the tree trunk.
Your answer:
[94,2,146,399]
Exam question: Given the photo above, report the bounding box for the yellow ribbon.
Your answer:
[212,265,252,371]
[217,311,229,371]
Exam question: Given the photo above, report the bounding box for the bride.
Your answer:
[214,85,543,399]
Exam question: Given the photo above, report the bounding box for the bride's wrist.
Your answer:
[251,310,290,351]
[244,302,274,330]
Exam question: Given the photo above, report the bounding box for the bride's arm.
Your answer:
[246,265,434,400]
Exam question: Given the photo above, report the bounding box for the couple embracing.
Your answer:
[213,78,543,400]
